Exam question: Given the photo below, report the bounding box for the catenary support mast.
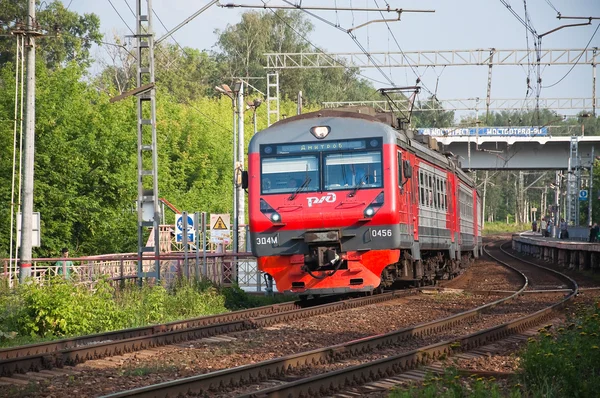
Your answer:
[136,0,161,283]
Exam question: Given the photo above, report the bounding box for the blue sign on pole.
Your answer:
[579,190,588,201]
[176,214,195,243]
[417,126,548,137]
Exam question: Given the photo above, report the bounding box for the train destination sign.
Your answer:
[269,139,371,155]
[418,127,548,137]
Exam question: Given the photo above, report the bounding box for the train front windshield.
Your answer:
[260,138,383,194]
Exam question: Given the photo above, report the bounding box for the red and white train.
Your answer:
[245,108,482,296]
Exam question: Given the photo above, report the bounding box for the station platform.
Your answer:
[512,231,600,273]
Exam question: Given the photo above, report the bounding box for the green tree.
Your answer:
[411,96,455,128]
[214,10,376,105]
[0,0,102,68]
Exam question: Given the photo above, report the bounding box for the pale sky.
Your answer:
[70,0,600,118]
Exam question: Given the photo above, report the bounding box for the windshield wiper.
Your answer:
[348,175,368,197]
[288,176,311,201]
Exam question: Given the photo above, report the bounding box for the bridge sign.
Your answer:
[579,190,588,201]
[175,213,195,243]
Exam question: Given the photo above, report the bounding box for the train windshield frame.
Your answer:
[259,138,383,195]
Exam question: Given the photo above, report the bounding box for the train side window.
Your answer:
[443,180,447,210]
[419,170,424,206]
[428,174,433,207]
[433,176,438,209]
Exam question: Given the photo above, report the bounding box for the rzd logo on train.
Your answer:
[307,193,336,207]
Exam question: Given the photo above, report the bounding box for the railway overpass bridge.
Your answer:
[424,134,600,170]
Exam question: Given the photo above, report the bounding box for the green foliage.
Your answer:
[214,10,376,104]
[482,222,530,235]
[0,0,102,68]
[518,302,600,397]
[220,284,296,311]
[389,368,521,398]
[412,97,456,129]
[0,277,119,337]
[0,278,228,345]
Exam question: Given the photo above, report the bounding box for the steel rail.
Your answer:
[231,242,578,397]
[0,302,300,361]
[0,291,412,376]
[100,242,539,398]
[501,237,580,291]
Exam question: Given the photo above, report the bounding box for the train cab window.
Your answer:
[261,155,319,194]
[324,151,382,191]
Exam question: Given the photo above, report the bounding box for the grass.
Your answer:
[388,299,600,397]
[0,279,295,348]
[482,222,530,236]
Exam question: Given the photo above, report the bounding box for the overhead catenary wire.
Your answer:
[544,0,560,16]
[372,0,435,97]
[258,1,391,87]
[106,0,135,35]
[279,0,396,86]
[542,22,600,88]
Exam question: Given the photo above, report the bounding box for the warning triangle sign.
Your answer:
[213,216,228,230]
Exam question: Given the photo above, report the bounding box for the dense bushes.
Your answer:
[0,277,228,344]
[519,301,600,397]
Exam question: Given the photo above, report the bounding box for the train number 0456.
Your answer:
[256,236,278,245]
[371,229,392,237]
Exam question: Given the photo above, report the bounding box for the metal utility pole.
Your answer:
[19,0,38,282]
[136,0,160,283]
[482,170,488,228]
[297,91,303,115]
[486,49,494,121]
[567,136,579,226]
[266,72,279,126]
[237,82,245,251]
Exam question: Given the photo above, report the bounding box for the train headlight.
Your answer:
[310,126,330,139]
[261,199,283,224]
[363,192,384,218]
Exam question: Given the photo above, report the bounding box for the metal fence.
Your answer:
[1,224,264,291]
[1,252,263,290]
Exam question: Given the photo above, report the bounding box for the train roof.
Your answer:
[249,109,403,153]
[250,108,477,192]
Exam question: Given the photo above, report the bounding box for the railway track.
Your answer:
[100,239,578,398]
[0,290,415,377]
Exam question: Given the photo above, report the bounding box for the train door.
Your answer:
[397,150,410,236]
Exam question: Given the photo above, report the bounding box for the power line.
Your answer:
[258,1,391,87]
[106,0,135,35]
[152,10,191,58]
[372,0,435,97]
[544,0,560,15]
[543,22,600,88]
[278,0,396,86]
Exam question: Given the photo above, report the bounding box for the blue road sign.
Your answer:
[579,190,588,201]
[176,214,195,243]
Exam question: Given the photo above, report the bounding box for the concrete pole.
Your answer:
[593,48,597,117]
[590,146,595,226]
[297,91,302,115]
[237,82,245,251]
[19,0,36,281]
[231,97,237,254]
[554,171,561,238]
[482,170,488,229]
